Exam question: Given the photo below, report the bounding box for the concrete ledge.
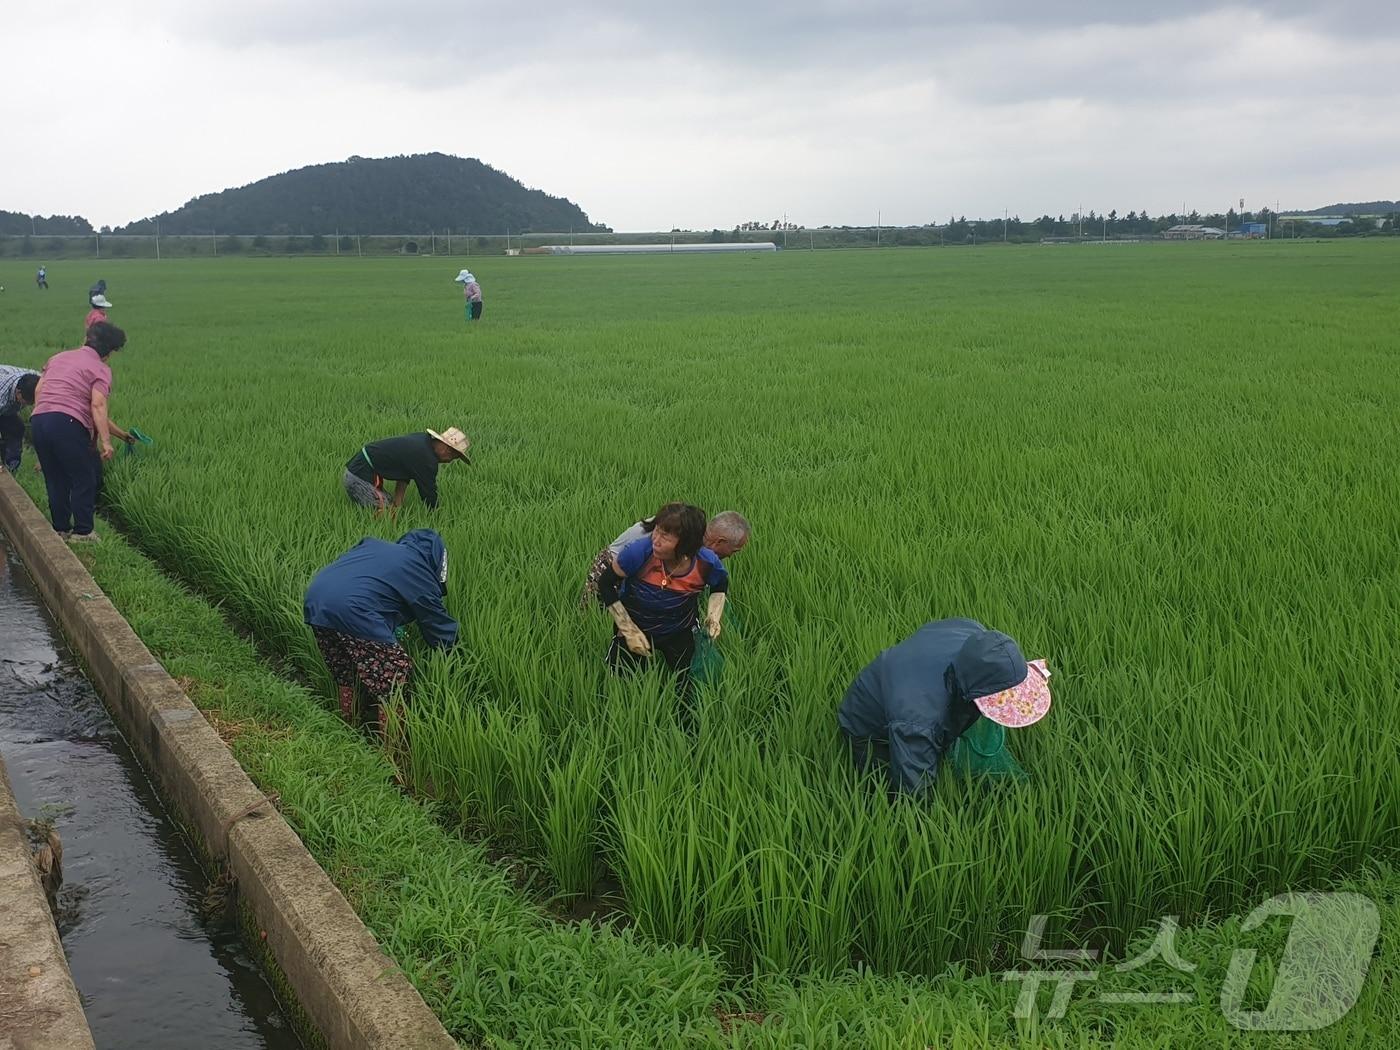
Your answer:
[0,756,97,1050]
[0,473,456,1050]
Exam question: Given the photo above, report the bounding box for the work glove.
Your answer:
[704,593,726,641]
[608,602,651,656]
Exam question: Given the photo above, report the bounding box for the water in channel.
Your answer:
[0,542,302,1050]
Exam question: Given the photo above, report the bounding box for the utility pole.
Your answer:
[356,235,361,257]
[336,227,340,255]
[876,210,881,248]
[1004,209,1008,243]
[155,217,161,261]
[213,228,217,257]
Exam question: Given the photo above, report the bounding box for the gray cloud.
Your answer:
[4,1,1396,228]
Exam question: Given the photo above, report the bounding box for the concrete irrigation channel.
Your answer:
[1,541,294,1049]
[0,472,456,1050]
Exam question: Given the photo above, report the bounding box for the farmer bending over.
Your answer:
[343,426,471,513]
[0,366,40,472]
[303,529,457,734]
[581,509,749,608]
[596,502,729,697]
[837,619,1051,796]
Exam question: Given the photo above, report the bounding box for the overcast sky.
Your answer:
[2,1,1395,230]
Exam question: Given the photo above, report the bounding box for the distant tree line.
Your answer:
[0,210,93,236]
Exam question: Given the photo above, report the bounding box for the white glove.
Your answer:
[704,593,727,641]
[608,603,651,656]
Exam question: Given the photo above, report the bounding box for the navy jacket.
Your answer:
[303,529,457,647]
[837,618,1027,795]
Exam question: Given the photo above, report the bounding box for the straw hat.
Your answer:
[973,658,1052,728]
[90,294,113,308]
[454,269,472,283]
[427,426,472,463]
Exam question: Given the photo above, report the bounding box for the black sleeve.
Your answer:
[596,564,624,606]
[415,463,439,509]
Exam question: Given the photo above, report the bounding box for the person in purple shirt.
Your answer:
[29,323,127,542]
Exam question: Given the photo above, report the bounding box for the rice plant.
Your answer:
[4,239,1397,986]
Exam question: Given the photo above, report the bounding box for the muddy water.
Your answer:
[0,543,302,1050]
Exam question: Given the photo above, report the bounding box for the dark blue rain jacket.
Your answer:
[303,529,457,648]
[837,618,1027,795]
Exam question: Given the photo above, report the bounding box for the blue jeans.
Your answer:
[31,412,99,535]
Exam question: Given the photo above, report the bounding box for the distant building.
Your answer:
[1226,222,1268,239]
[1163,225,1225,241]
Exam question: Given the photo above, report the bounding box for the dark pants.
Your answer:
[607,627,697,706]
[468,300,483,321]
[0,412,24,471]
[30,412,99,535]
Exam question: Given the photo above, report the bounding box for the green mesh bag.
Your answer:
[691,604,742,688]
[948,718,1028,781]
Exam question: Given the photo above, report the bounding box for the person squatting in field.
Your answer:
[580,509,751,609]
[0,366,40,471]
[455,269,483,322]
[35,266,48,289]
[303,529,457,734]
[28,323,137,543]
[342,426,471,514]
[85,286,112,334]
[595,502,729,700]
[837,618,1052,796]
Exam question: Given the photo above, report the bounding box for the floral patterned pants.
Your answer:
[311,627,412,726]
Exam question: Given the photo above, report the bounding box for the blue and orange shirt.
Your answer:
[615,537,729,637]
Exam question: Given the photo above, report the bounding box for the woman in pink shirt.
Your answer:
[84,292,112,333]
[30,322,126,542]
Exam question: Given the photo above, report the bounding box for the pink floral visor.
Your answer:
[973,659,1052,728]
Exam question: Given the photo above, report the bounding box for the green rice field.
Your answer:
[2,241,1398,1040]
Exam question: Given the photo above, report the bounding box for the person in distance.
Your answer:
[454,269,483,322]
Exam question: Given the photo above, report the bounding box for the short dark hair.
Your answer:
[17,373,39,403]
[650,502,707,558]
[84,322,126,358]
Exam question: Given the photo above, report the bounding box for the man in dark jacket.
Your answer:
[343,426,471,513]
[837,619,1051,796]
[304,529,458,733]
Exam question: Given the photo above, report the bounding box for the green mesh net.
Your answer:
[692,632,725,687]
[691,604,742,688]
[948,717,1028,781]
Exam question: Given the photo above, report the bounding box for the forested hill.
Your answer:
[115,153,605,235]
